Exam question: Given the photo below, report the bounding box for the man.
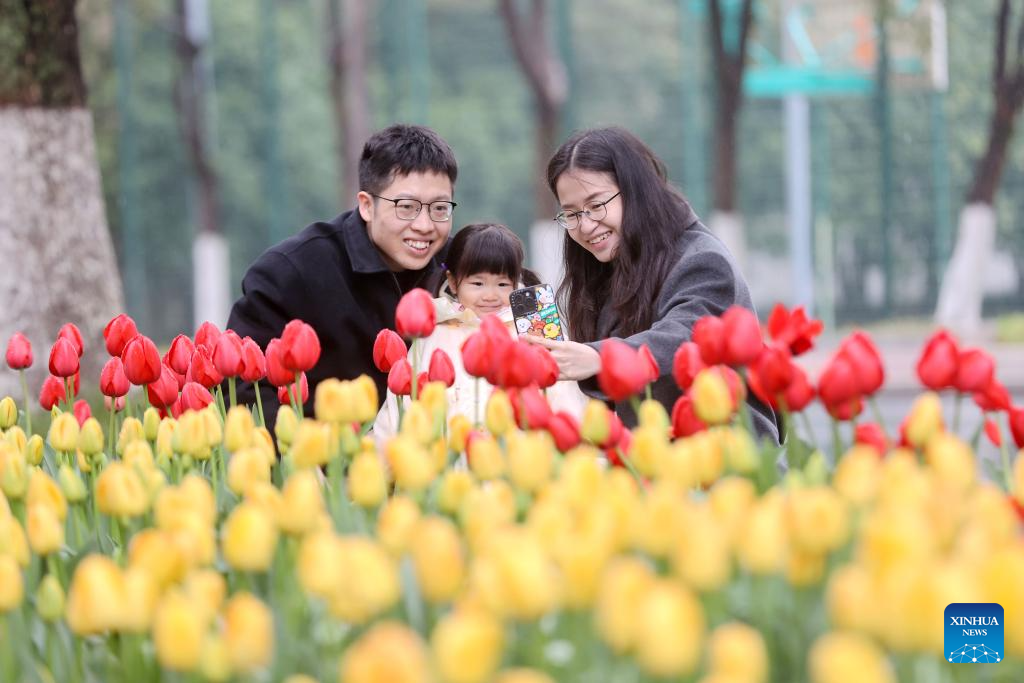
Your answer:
[227,124,457,429]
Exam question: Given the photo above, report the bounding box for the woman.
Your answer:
[524,127,779,443]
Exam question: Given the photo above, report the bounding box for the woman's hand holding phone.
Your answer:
[521,335,601,381]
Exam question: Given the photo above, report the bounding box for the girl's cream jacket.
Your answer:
[372,290,589,448]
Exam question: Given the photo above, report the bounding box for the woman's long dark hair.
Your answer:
[547,127,697,342]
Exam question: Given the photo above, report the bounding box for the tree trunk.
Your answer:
[0,0,124,401]
[327,0,372,205]
[173,0,229,329]
[935,204,997,338]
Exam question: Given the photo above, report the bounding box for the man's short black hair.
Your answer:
[359,124,458,196]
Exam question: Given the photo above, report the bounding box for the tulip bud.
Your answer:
[485,390,515,436]
[340,623,430,683]
[222,502,278,572]
[140,407,161,441]
[290,420,333,468]
[348,452,387,509]
[155,418,177,459]
[395,288,436,339]
[103,313,139,357]
[437,469,473,515]
[48,412,80,453]
[386,435,435,492]
[280,320,321,373]
[637,399,670,433]
[0,445,28,500]
[58,464,87,503]
[27,469,67,521]
[121,334,163,385]
[401,401,436,446]
[213,330,245,378]
[432,608,503,683]
[27,503,64,555]
[226,448,270,496]
[691,368,735,425]
[78,417,105,456]
[224,592,275,673]
[904,392,944,448]
[507,431,554,493]
[5,332,33,371]
[468,434,505,481]
[274,405,298,449]
[65,554,129,634]
[96,462,149,518]
[808,632,895,683]
[239,337,267,383]
[376,495,421,556]
[580,400,611,445]
[172,411,208,459]
[0,397,16,429]
[708,622,769,683]
[117,416,146,456]
[49,337,80,378]
[373,329,407,372]
[634,580,705,678]
[36,573,65,621]
[277,470,325,535]
[0,556,24,612]
[199,635,231,683]
[153,590,205,671]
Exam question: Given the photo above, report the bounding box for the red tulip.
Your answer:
[461,331,492,379]
[508,385,552,430]
[1009,496,1024,524]
[147,364,180,409]
[973,378,1011,413]
[121,335,162,385]
[187,344,223,389]
[428,348,456,387]
[415,372,430,397]
[597,341,650,402]
[39,376,66,411]
[692,315,726,366]
[264,339,293,387]
[172,369,187,392]
[599,411,627,450]
[547,411,581,452]
[73,399,92,426]
[278,372,309,405]
[99,357,130,398]
[672,341,706,391]
[280,320,321,373]
[104,395,126,412]
[165,334,196,375]
[48,338,80,378]
[748,344,794,407]
[213,330,245,378]
[103,314,138,357]
[954,348,995,394]
[533,346,560,389]
[782,364,815,412]
[387,358,413,396]
[840,332,885,397]
[194,321,221,353]
[854,422,889,456]
[637,344,660,384]
[239,338,267,383]
[818,353,859,409]
[984,418,1002,447]
[721,306,763,367]
[1010,406,1024,450]
[395,288,436,339]
[494,340,538,389]
[827,397,864,422]
[373,329,407,373]
[5,332,33,370]
[916,329,959,390]
[58,323,84,357]
[766,304,823,356]
[671,395,707,438]
[180,381,214,412]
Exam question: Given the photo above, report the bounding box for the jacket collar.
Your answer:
[340,207,447,276]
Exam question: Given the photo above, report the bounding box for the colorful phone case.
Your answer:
[510,284,564,341]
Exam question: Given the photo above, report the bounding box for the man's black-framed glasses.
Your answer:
[372,194,457,222]
[554,192,620,230]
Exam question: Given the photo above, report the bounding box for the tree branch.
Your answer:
[736,0,754,80]
[995,0,1010,85]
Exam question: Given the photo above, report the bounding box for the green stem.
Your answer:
[799,410,819,450]
[65,377,75,413]
[830,418,843,460]
[868,395,888,433]
[999,413,1013,492]
[107,405,117,457]
[19,369,31,435]
[253,379,266,427]
[410,339,420,403]
[228,376,237,409]
[291,371,302,419]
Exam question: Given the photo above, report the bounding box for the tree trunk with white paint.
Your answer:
[0,1,124,400]
[935,204,996,339]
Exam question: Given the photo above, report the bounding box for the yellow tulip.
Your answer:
[470,528,560,621]
[629,425,669,477]
[27,469,67,521]
[291,420,333,468]
[808,632,895,683]
[66,554,128,634]
[925,432,975,490]
[410,516,465,603]
[173,411,208,458]
[348,452,387,509]
[785,487,850,555]
[634,579,705,677]
[708,622,769,683]
[129,528,187,589]
[580,400,611,445]
[672,505,731,592]
[708,476,756,543]
[251,427,276,464]
[637,398,670,432]
[117,416,146,455]
[275,405,299,450]
[468,433,505,481]
[352,375,379,424]
[153,590,206,672]
[431,608,504,683]
[436,469,474,515]
[27,503,64,555]
[244,481,284,517]
[691,369,734,425]
[826,564,878,633]
[122,567,159,633]
[23,433,43,466]
[558,451,604,509]
[459,481,517,554]
[418,381,447,426]
[485,390,515,436]
[0,444,28,500]
[716,426,758,474]
[0,555,23,612]
[340,621,430,683]
[493,670,555,683]
[832,445,882,506]
[552,509,617,610]
[227,447,271,495]
[507,431,555,493]
[48,412,79,453]
[980,547,1024,657]
[182,568,227,624]
[0,515,28,567]
[224,405,255,453]
[314,378,350,424]
[222,502,278,572]
[400,401,436,446]
[736,492,788,575]
[166,513,217,568]
[786,548,826,587]
[298,532,345,599]
[57,463,87,504]
[96,462,149,518]
[36,573,65,621]
[386,435,435,492]
[156,475,216,528]
[223,591,275,673]
[377,495,421,556]
[327,537,400,624]
[630,481,688,558]
[155,417,177,459]
[4,426,26,455]
[199,635,232,683]
[0,397,16,430]
[278,469,325,535]
[904,392,944,449]
[77,417,104,456]
[448,414,473,453]
[143,407,162,441]
[123,439,155,471]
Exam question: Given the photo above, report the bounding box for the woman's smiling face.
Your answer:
[555,170,623,263]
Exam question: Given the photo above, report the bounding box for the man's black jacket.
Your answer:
[226,209,446,430]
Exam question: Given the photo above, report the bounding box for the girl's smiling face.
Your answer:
[449,272,514,317]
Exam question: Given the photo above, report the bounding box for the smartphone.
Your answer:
[510,284,565,341]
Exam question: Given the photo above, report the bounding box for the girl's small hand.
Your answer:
[521,335,601,381]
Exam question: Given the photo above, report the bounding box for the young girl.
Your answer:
[373,223,588,445]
